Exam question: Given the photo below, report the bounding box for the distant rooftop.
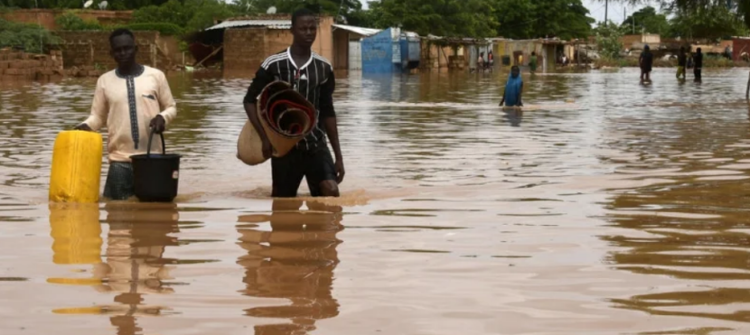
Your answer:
[333,24,381,37]
[205,19,291,31]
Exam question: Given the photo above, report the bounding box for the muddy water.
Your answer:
[2,67,750,334]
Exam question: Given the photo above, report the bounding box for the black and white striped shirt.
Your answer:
[244,48,336,150]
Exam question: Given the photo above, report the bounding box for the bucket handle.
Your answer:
[146,127,166,157]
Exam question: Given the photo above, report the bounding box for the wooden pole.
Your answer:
[194,45,223,68]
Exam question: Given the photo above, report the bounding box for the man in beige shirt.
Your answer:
[75,29,177,200]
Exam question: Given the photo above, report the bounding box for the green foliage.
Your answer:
[54,10,184,35]
[363,0,592,39]
[0,0,169,9]
[367,0,498,38]
[526,0,594,40]
[0,18,61,53]
[494,0,535,39]
[620,6,670,36]
[123,22,184,35]
[133,0,234,33]
[231,0,363,20]
[668,5,747,40]
[55,12,103,30]
[595,22,623,59]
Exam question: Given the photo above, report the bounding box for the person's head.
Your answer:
[697,47,702,54]
[511,65,520,78]
[532,51,536,56]
[680,46,685,53]
[644,45,650,51]
[109,28,137,68]
[291,8,317,49]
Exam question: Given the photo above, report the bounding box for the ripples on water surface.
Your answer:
[2,68,750,334]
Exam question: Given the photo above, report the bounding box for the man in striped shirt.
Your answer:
[243,8,344,198]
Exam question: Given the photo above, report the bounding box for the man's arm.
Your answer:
[151,71,177,133]
[243,66,275,158]
[75,77,107,131]
[320,66,344,183]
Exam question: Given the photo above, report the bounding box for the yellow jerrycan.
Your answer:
[49,130,103,203]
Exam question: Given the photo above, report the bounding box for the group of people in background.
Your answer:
[639,45,704,84]
[474,51,495,73]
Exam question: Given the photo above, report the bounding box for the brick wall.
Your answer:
[0,49,64,80]
[221,16,335,77]
[57,31,167,71]
[223,28,267,76]
[733,38,750,61]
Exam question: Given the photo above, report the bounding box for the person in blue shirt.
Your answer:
[500,66,523,107]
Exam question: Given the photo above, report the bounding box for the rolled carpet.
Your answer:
[237,81,317,165]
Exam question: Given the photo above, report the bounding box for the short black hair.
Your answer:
[697,47,702,52]
[292,8,316,27]
[532,51,536,55]
[109,28,135,46]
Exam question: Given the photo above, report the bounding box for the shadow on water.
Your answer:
[236,199,343,334]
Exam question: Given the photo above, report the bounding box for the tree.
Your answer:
[494,0,594,40]
[620,6,670,35]
[493,0,535,39]
[595,22,623,59]
[668,4,748,39]
[613,0,750,30]
[1,0,170,9]
[133,0,234,32]
[232,0,363,22]
[367,0,498,38]
[0,18,61,53]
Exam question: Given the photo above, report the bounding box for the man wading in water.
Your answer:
[74,29,177,200]
[243,8,344,198]
[639,45,653,83]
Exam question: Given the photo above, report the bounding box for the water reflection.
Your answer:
[48,203,103,286]
[502,108,524,127]
[50,203,180,335]
[236,199,343,334]
[604,151,750,323]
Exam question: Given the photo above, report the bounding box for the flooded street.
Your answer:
[3,67,750,334]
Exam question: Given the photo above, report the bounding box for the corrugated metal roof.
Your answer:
[205,20,291,31]
[332,24,381,37]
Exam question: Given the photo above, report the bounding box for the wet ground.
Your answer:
[2,67,750,334]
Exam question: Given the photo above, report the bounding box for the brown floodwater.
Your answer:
[2,67,750,334]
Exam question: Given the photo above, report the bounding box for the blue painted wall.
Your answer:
[362,28,394,74]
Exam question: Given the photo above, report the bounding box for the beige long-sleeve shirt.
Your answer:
[82,65,177,162]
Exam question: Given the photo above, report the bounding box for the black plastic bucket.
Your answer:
[130,130,181,202]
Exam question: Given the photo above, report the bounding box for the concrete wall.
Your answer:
[362,28,394,73]
[333,29,350,70]
[501,40,544,66]
[57,31,166,71]
[621,34,661,50]
[420,42,453,69]
[0,49,64,81]
[0,9,133,30]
